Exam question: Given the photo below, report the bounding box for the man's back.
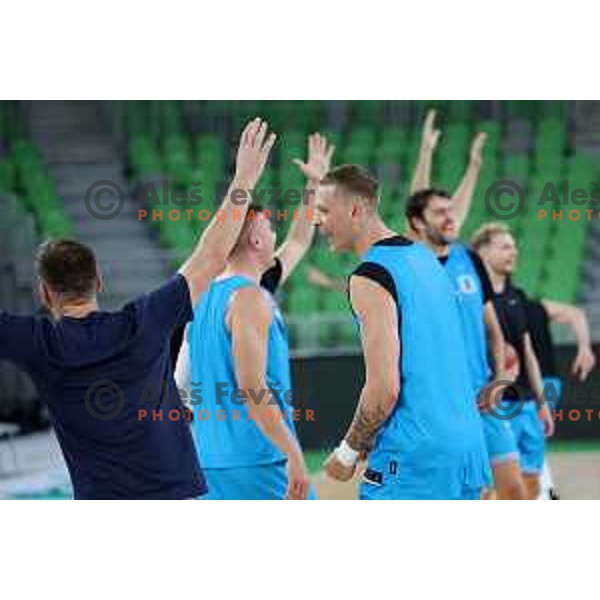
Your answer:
[0,275,205,499]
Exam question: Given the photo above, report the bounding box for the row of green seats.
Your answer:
[1,140,73,237]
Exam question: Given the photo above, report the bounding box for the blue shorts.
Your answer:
[481,413,520,467]
[201,461,317,500]
[358,451,485,500]
[508,401,545,475]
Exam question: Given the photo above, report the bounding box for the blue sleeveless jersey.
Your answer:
[188,275,297,469]
[443,244,491,394]
[360,241,486,471]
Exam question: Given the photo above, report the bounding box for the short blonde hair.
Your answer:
[471,222,513,252]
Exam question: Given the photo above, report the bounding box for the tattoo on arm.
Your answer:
[345,403,390,453]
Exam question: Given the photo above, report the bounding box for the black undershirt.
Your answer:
[493,281,533,399]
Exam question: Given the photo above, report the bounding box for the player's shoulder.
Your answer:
[230,284,274,320]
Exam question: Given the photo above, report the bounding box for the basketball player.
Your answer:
[526,298,596,498]
[472,223,555,499]
[177,134,334,499]
[0,117,275,499]
[319,165,489,499]
[408,111,527,498]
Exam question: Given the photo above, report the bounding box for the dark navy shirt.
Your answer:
[0,274,206,499]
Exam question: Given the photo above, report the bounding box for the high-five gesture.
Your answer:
[180,118,277,304]
[273,133,334,287]
[293,133,335,183]
[234,118,277,189]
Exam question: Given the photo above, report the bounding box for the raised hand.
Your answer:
[422,109,441,151]
[469,132,487,167]
[292,133,335,182]
[234,118,277,190]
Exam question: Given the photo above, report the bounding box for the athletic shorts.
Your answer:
[358,451,485,500]
[201,460,317,500]
[480,412,520,467]
[508,401,545,475]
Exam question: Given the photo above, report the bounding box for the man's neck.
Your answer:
[406,231,449,258]
[489,270,507,294]
[53,299,99,320]
[223,257,266,283]
[354,217,397,256]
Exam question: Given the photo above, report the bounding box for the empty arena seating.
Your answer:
[111,102,597,346]
[0,103,73,239]
[6,101,592,349]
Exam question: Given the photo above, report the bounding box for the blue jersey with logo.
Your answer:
[443,243,491,394]
[359,239,485,471]
[188,275,297,469]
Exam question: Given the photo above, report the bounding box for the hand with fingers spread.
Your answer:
[293,133,335,183]
[469,132,487,168]
[422,109,441,151]
[234,117,277,190]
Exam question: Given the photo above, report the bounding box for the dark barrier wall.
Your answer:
[293,344,600,450]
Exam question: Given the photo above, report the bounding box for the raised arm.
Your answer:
[452,132,487,232]
[541,299,597,381]
[273,134,335,285]
[179,118,276,304]
[323,275,400,481]
[409,109,440,195]
[229,286,310,499]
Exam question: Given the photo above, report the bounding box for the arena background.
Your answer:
[1,100,599,499]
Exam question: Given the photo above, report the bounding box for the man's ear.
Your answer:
[38,280,52,310]
[96,272,104,294]
[408,216,421,234]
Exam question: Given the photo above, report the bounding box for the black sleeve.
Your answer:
[467,250,494,303]
[170,324,185,370]
[260,258,283,294]
[350,262,398,305]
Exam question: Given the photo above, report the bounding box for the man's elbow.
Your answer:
[369,379,400,413]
